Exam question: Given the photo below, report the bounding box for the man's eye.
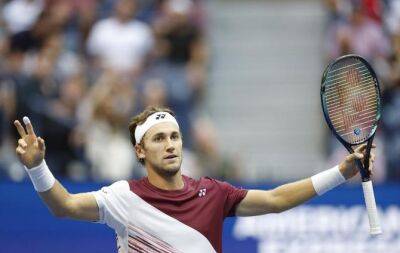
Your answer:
[155,136,163,141]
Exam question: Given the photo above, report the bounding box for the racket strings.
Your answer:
[324,60,379,144]
[325,68,371,86]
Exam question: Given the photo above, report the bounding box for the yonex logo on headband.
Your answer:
[155,113,166,120]
[134,112,179,144]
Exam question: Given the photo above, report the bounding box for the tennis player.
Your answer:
[14,107,375,253]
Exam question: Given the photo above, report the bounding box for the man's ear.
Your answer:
[135,144,145,159]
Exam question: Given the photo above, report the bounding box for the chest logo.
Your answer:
[198,188,207,197]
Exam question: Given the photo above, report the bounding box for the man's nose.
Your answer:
[165,138,175,151]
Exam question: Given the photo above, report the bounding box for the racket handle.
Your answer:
[362,180,382,235]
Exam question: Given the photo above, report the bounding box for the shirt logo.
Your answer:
[198,188,206,197]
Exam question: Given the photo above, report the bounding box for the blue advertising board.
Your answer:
[0,181,399,253]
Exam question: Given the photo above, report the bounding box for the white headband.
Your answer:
[135,112,179,144]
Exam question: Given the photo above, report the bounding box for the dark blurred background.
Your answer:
[0,0,399,252]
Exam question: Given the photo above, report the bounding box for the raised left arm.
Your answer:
[235,178,315,216]
[236,144,375,216]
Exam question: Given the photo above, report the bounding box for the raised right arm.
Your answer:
[38,178,99,221]
[14,117,99,222]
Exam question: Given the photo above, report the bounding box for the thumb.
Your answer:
[37,137,46,151]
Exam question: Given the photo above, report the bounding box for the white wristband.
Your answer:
[311,165,346,196]
[24,160,55,192]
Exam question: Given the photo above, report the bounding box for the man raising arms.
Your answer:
[14,107,375,252]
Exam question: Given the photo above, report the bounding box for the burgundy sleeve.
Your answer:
[215,179,248,217]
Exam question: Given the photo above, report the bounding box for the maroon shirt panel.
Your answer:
[128,175,248,253]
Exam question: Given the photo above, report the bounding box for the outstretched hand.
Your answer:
[14,117,45,169]
[339,143,376,180]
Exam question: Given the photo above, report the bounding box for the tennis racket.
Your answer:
[320,54,382,235]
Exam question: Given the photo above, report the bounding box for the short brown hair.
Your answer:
[128,106,176,164]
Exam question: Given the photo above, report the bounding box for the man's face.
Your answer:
[138,122,183,176]
[115,0,136,22]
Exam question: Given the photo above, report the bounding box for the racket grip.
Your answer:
[362,180,382,235]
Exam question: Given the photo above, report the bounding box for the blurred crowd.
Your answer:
[0,0,241,182]
[324,0,400,182]
[2,0,398,184]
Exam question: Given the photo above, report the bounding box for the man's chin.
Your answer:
[164,163,181,174]
[153,167,178,177]
[153,163,181,177]
[164,167,180,176]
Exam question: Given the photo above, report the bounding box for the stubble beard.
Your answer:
[150,159,182,178]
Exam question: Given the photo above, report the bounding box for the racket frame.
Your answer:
[320,54,383,235]
[320,54,382,182]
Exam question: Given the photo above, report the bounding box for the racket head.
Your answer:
[321,54,382,146]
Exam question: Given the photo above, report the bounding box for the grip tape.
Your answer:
[362,180,382,235]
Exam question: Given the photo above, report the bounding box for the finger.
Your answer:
[37,137,45,151]
[371,153,375,162]
[14,120,27,138]
[369,153,375,173]
[23,116,36,136]
[354,144,367,156]
[18,139,27,148]
[355,143,376,153]
[16,146,26,156]
[368,161,374,175]
[355,143,367,153]
[351,152,364,160]
[345,153,363,164]
[362,144,377,155]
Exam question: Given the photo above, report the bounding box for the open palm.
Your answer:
[14,117,45,169]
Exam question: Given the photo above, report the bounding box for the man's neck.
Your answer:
[146,169,184,191]
[115,16,131,24]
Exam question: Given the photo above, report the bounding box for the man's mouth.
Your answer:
[164,154,178,160]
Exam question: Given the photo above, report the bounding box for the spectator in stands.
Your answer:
[381,32,400,181]
[0,0,214,182]
[142,78,168,108]
[323,0,400,182]
[357,0,383,23]
[71,0,98,54]
[83,72,136,181]
[87,0,154,75]
[2,0,44,34]
[137,0,208,148]
[0,76,17,178]
[384,0,400,36]
[39,73,88,178]
[329,5,389,62]
[192,118,241,180]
